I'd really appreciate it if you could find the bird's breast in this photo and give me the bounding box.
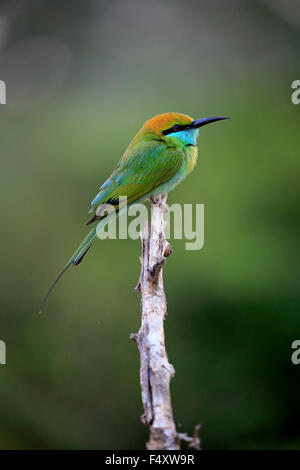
[184,145,198,175]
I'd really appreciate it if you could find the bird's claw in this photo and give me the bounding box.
[150,195,169,212]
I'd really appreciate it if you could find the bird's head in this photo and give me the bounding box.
[140,112,229,146]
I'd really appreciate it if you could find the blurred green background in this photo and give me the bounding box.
[0,0,300,450]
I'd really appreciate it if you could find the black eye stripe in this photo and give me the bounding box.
[162,123,190,135]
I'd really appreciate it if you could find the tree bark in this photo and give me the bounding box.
[131,193,179,450]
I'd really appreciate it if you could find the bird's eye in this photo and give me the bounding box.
[173,124,180,132]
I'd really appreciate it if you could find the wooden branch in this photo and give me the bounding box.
[131,193,179,450]
[131,193,201,450]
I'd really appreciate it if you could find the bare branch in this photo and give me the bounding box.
[132,193,179,450]
[178,424,201,450]
[131,193,201,450]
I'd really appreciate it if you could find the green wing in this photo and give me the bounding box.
[39,140,185,312]
[89,140,184,216]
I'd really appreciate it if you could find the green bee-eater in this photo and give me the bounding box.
[40,112,228,312]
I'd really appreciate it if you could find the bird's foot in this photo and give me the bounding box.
[150,195,169,212]
[150,195,159,205]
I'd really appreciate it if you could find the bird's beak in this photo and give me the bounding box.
[191,117,230,129]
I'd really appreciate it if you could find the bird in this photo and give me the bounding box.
[40,112,229,312]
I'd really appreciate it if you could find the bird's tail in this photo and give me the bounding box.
[39,223,99,313]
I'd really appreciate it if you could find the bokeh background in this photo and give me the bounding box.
[0,0,299,450]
